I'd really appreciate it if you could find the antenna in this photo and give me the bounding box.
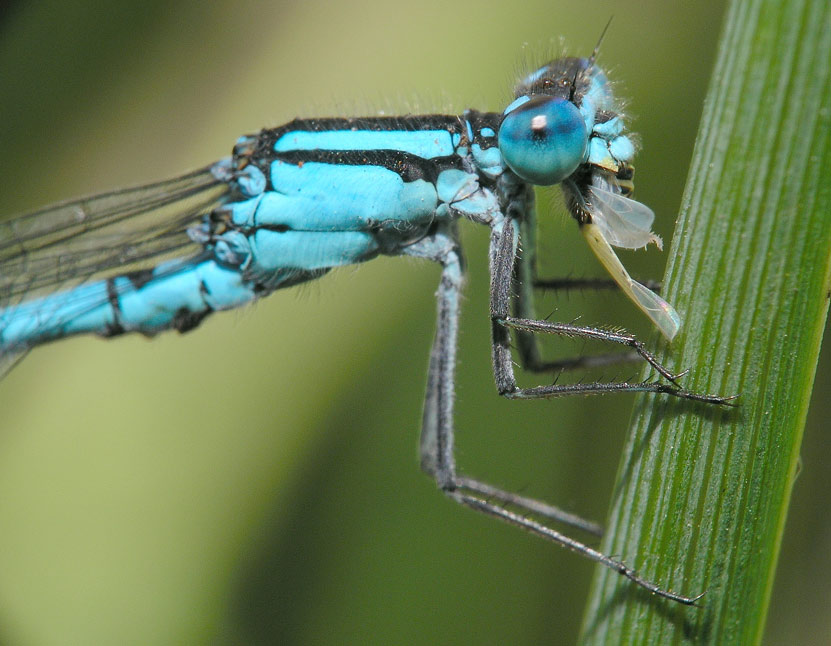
[588,16,614,67]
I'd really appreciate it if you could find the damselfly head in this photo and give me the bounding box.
[497,39,681,341]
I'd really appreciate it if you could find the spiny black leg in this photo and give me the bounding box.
[505,317,686,384]
[408,222,713,605]
[490,218,733,404]
[455,476,602,536]
[453,491,704,606]
[512,212,653,375]
[408,227,605,529]
[533,277,661,292]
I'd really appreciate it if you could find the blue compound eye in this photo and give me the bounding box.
[498,96,588,186]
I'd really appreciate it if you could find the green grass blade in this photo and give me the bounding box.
[579,0,831,643]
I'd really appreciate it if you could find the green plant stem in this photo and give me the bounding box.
[579,0,831,643]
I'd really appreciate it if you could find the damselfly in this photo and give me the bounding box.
[0,40,730,604]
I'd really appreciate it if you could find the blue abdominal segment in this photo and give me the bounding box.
[0,258,256,347]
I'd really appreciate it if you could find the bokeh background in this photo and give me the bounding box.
[0,1,828,644]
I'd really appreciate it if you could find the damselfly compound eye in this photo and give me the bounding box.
[498,95,588,185]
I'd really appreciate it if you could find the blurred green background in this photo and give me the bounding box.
[0,1,827,644]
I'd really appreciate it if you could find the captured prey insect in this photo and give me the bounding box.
[0,50,731,603]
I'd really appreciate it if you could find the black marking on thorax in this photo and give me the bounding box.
[272,149,463,184]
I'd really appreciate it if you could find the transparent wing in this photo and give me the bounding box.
[587,184,662,250]
[0,165,231,377]
[581,222,681,341]
[0,165,230,309]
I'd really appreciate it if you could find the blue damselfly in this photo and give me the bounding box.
[0,10,732,629]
